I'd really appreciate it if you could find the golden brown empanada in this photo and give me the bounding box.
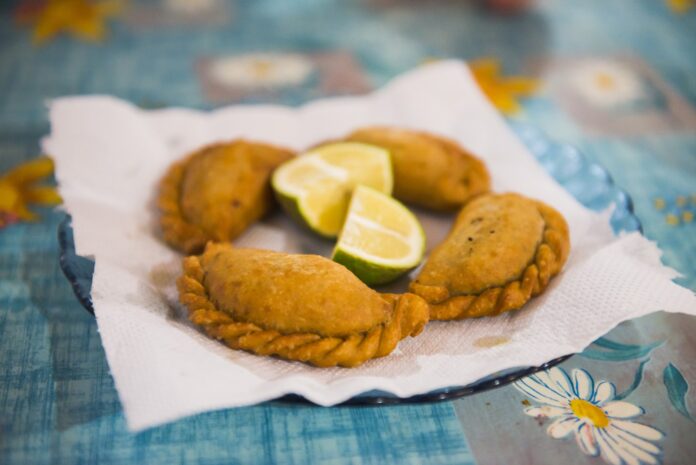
[410,193,570,319]
[177,243,429,367]
[345,126,490,211]
[158,141,294,254]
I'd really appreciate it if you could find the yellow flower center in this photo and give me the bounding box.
[666,213,680,226]
[251,61,273,78]
[595,73,616,90]
[570,399,610,428]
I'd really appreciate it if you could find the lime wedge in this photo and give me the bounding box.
[272,142,392,237]
[332,185,425,285]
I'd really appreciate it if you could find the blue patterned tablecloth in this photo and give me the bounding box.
[1,1,695,464]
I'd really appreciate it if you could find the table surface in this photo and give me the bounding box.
[1,1,695,464]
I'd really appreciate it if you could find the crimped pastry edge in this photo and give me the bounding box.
[177,243,430,368]
[409,200,570,320]
[157,141,293,254]
[157,151,209,254]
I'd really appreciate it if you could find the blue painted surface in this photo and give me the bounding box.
[614,358,650,401]
[1,0,696,464]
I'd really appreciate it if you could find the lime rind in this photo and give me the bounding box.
[274,185,346,238]
[331,185,425,285]
[332,248,411,286]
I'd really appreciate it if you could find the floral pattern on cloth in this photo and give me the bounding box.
[197,51,371,103]
[514,367,664,465]
[665,0,695,14]
[653,195,695,226]
[469,58,539,115]
[14,0,123,44]
[541,56,696,136]
[578,337,695,423]
[206,53,315,90]
[567,60,659,112]
[0,156,61,229]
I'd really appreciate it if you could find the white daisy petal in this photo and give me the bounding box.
[603,401,644,419]
[209,53,313,89]
[514,377,569,407]
[593,381,616,405]
[542,367,576,398]
[602,427,657,465]
[514,379,560,406]
[575,423,600,456]
[525,406,568,418]
[547,416,580,438]
[523,369,572,406]
[612,420,664,442]
[571,61,646,109]
[610,429,659,465]
[608,424,661,455]
[595,429,630,465]
[572,368,595,400]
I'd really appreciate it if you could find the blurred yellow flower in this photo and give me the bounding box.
[470,58,539,115]
[16,0,123,44]
[0,157,62,228]
[666,0,695,13]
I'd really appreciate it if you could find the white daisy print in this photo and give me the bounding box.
[208,53,315,90]
[514,367,664,465]
[569,60,648,109]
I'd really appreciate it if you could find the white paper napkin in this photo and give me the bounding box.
[45,61,696,432]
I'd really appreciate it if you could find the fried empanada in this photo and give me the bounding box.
[346,127,490,211]
[177,243,429,367]
[410,193,570,319]
[158,141,294,254]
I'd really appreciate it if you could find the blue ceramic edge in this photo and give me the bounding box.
[55,122,642,405]
[57,215,95,314]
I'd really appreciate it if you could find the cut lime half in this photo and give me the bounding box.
[272,142,392,237]
[332,185,425,285]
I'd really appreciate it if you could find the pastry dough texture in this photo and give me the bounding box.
[177,243,429,367]
[409,193,570,320]
[158,141,294,254]
[346,126,491,211]
[169,133,572,368]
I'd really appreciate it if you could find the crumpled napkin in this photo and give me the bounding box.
[45,61,696,431]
